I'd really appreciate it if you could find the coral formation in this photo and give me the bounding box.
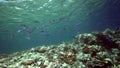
[0,28,120,68]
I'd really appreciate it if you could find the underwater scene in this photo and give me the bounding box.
[0,0,120,67]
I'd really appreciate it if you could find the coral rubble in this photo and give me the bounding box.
[0,28,120,68]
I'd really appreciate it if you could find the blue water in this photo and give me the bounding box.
[0,0,120,54]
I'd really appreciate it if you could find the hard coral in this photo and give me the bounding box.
[21,59,35,65]
[74,34,96,45]
[59,52,76,65]
[82,45,101,57]
[0,54,9,59]
[93,32,119,50]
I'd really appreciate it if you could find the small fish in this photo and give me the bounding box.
[2,29,9,32]
[44,33,50,36]
[33,20,39,23]
[17,29,22,33]
[27,27,36,34]
[59,17,65,21]
[19,23,26,27]
[48,20,54,24]
[10,34,15,39]
[40,30,45,32]
[75,23,81,26]
[40,28,46,33]
[63,18,69,23]
[26,36,31,40]
[62,27,67,30]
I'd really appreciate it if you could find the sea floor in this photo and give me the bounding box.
[0,28,120,68]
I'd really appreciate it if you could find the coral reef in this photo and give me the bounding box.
[0,28,120,68]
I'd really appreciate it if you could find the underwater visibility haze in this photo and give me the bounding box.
[0,0,120,54]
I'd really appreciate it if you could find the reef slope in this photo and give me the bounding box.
[0,28,120,68]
